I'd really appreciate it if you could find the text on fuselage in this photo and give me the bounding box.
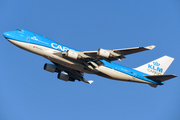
[51,43,69,52]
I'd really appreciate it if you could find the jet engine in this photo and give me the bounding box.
[97,49,110,58]
[44,63,56,73]
[66,49,79,59]
[57,72,69,81]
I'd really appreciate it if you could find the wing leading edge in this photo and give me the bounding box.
[63,45,156,62]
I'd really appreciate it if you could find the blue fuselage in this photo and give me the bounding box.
[3,29,163,86]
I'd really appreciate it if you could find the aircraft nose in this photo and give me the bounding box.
[3,32,10,39]
[3,31,16,39]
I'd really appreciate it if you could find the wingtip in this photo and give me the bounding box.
[88,80,94,84]
[145,45,156,50]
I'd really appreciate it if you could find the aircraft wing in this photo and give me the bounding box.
[81,45,155,62]
[53,45,155,69]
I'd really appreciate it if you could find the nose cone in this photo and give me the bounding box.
[3,32,10,39]
[3,31,16,39]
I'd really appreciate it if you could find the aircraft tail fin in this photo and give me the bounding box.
[134,56,174,75]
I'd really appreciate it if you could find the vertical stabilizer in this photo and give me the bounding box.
[134,56,174,75]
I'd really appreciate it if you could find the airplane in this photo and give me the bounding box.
[3,29,177,88]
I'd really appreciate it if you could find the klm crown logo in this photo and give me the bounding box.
[148,61,163,73]
[153,61,160,66]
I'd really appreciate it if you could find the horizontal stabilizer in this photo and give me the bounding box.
[144,74,177,82]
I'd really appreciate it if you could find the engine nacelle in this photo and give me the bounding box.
[97,49,110,58]
[57,72,69,81]
[44,63,56,73]
[66,49,79,59]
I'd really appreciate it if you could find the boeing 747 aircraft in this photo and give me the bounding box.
[3,29,177,88]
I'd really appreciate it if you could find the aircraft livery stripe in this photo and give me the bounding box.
[102,60,163,85]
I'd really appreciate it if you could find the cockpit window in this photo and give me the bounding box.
[16,29,21,31]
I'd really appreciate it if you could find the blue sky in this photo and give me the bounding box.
[0,0,180,120]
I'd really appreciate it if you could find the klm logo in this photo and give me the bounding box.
[31,36,38,40]
[147,61,163,75]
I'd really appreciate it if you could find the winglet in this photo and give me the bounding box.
[144,45,156,50]
[88,80,94,84]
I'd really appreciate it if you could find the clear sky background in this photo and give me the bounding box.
[0,0,180,120]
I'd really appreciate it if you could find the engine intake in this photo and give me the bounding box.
[57,72,69,81]
[66,50,79,59]
[97,49,110,58]
[44,63,56,73]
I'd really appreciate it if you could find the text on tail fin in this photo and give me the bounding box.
[134,56,174,75]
